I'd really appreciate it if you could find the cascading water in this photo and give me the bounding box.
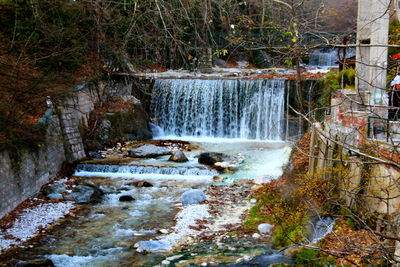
[308,50,338,67]
[150,79,286,140]
[75,164,218,177]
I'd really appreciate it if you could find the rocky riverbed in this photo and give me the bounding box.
[0,139,293,266]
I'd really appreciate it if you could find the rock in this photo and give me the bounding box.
[214,58,228,67]
[253,50,273,68]
[213,176,223,182]
[65,185,103,204]
[198,152,235,165]
[43,183,66,196]
[166,255,183,261]
[254,176,270,184]
[258,223,273,233]
[136,181,153,187]
[88,151,102,159]
[168,150,189,162]
[182,189,206,206]
[237,60,249,68]
[250,198,257,203]
[84,140,104,150]
[127,181,153,187]
[47,193,63,200]
[161,260,170,265]
[135,240,172,252]
[119,195,135,202]
[16,259,55,267]
[214,161,230,168]
[127,144,171,158]
[252,233,261,239]
[98,119,112,140]
[159,229,169,234]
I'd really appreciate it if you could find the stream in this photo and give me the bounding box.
[0,78,334,266]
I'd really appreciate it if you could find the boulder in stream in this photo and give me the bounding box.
[65,185,103,204]
[198,152,234,165]
[43,183,67,196]
[127,144,171,158]
[119,195,135,202]
[168,150,189,162]
[182,189,206,206]
[16,259,55,267]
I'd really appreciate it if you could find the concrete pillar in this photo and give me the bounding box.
[356,0,390,108]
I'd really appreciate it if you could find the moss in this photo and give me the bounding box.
[293,248,336,266]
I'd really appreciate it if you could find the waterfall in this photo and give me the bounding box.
[150,79,286,140]
[308,50,338,67]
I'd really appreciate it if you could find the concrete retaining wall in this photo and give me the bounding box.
[0,116,65,218]
[0,75,138,218]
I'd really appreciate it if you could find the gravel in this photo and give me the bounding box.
[0,202,74,251]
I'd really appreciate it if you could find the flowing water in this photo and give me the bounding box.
[2,78,314,266]
[150,79,287,140]
[308,50,338,67]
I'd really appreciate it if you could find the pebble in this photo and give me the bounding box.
[258,223,273,233]
[159,229,169,234]
[161,260,170,265]
[250,198,257,203]
[166,255,183,261]
[252,233,261,239]
[201,263,208,266]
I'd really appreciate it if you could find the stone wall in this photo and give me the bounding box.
[0,116,65,218]
[0,74,145,218]
[58,75,135,162]
[309,125,400,215]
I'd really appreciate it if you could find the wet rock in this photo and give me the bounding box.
[127,181,153,187]
[47,193,63,200]
[161,260,170,265]
[135,240,172,252]
[127,144,171,158]
[43,183,66,196]
[88,151,102,159]
[16,259,55,267]
[182,189,206,206]
[65,185,103,204]
[119,195,135,202]
[214,162,238,172]
[168,150,189,162]
[198,152,234,165]
[258,223,273,233]
[213,176,223,182]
